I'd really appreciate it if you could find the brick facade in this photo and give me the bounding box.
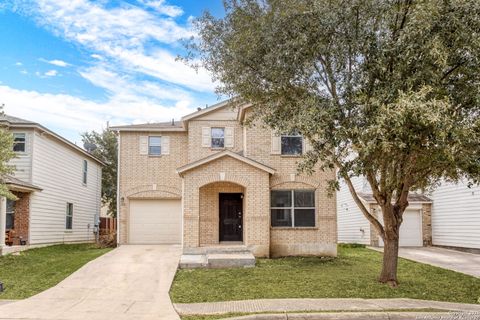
[10,191,30,245]
[118,103,338,257]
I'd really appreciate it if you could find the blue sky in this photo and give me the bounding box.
[0,0,225,143]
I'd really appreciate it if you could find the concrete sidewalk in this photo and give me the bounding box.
[370,246,480,277]
[174,298,480,316]
[0,245,182,320]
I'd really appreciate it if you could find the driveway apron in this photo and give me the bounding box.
[0,245,182,320]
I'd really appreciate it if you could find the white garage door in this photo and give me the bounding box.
[379,209,423,247]
[129,199,182,244]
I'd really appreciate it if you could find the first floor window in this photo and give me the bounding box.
[271,190,315,227]
[6,199,15,230]
[211,127,225,148]
[13,133,26,152]
[148,136,162,155]
[281,132,303,155]
[66,203,73,230]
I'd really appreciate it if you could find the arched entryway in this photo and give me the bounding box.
[199,181,245,246]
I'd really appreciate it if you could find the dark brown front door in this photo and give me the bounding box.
[219,193,243,242]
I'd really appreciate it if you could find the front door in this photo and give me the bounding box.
[219,193,243,242]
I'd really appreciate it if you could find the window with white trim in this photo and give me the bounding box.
[82,160,88,185]
[66,203,73,230]
[148,136,162,155]
[6,199,15,230]
[271,190,315,227]
[211,127,225,148]
[281,132,303,155]
[13,133,26,152]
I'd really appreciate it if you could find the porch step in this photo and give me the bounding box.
[179,249,255,269]
[207,253,255,269]
[183,245,251,255]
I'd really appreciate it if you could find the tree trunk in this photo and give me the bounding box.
[379,235,400,287]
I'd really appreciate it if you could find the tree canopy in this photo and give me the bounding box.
[82,127,118,217]
[186,0,480,285]
[0,105,15,199]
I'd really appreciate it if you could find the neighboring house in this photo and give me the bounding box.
[112,100,337,259]
[0,115,103,255]
[337,177,480,251]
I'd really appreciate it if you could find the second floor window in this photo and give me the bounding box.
[211,127,225,148]
[281,132,303,155]
[83,160,88,184]
[66,203,74,230]
[149,136,162,155]
[13,133,26,152]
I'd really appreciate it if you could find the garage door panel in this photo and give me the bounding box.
[379,209,423,247]
[129,199,182,244]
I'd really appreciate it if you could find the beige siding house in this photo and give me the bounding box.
[113,101,337,260]
[0,115,103,255]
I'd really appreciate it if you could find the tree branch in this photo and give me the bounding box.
[339,169,385,237]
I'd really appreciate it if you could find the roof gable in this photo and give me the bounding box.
[176,150,275,176]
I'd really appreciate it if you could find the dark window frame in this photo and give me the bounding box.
[271,189,316,227]
[280,133,303,155]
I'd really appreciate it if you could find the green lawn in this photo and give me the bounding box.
[0,244,112,299]
[170,245,480,304]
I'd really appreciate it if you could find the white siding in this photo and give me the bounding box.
[29,131,102,245]
[9,129,34,182]
[337,176,371,244]
[431,181,480,249]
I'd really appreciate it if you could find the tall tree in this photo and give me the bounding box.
[82,127,118,217]
[0,105,15,199]
[185,0,480,286]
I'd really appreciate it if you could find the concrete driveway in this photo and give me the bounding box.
[0,245,182,320]
[372,246,480,277]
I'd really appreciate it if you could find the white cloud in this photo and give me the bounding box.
[15,62,22,66]
[44,59,71,67]
[0,84,197,142]
[17,0,215,92]
[90,54,103,60]
[44,69,58,77]
[139,0,183,17]
[20,70,28,75]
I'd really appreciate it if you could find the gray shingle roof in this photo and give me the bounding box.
[111,121,183,130]
[3,175,42,191]
[0,114,36,125]
[358,192,432,203]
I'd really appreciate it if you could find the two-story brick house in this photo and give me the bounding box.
[112,101,337,259]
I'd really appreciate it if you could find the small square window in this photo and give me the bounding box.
[149,136,162,155]
[66,203,73,230]
[13,133,26,152]
[211,128,225,148]
[281,133,303,155]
